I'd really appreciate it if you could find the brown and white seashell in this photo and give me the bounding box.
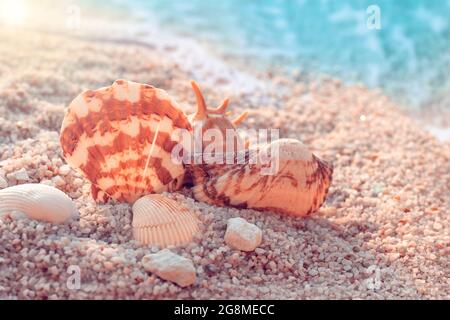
[132,194,200,247]
[60,79,192,203]
[189,138,333,217]
[0,184,78,223]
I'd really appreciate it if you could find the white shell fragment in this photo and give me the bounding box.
[0,184,78,224]
[142,249,196,287]
[132,194,200,247]
[224,217,262,252]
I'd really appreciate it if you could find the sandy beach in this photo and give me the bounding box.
[0,25,449,300]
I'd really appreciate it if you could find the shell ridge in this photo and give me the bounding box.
[60,80,192,203]
[132,195,200,247]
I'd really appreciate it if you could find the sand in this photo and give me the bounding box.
[0,28,449,300]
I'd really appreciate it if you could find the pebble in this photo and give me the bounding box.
[268,261,277,271]
[389,253,400,262]
[58,165,71,176]
[51,175,65,187]
[40,180,53,186]
[7,168,29,182]
[308,269,318,276]
[320,206,337,215]
[141,249,196,287]
[432,222,442,231]
[111,256,126,265]
[224,217,262,252]
[255,248,265,255]
[0,176,8,189]
[104,261,114,271]
[73,178,84,188]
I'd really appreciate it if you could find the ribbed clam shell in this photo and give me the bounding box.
[189,139,333,217]
[132,194,200,247]
[0,184,78,223]
[60,80,192,203]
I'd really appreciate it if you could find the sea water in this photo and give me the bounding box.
[104,0,450,135]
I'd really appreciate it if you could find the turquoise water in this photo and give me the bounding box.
[113,0,450,111]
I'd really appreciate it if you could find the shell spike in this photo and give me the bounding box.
[210,98,230,114]
[232,111,249,126]
[190,80,208,120]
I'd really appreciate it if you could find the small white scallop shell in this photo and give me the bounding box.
[132,194,200,247]
[0,184,78,224]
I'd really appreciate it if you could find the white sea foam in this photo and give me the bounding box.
[117,6,268,97]
[425,126,450,142]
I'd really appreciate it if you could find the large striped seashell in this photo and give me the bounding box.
[60,80,192,203]
[0,184,78,223]
[189,139,333,217]
[132,194,200,247]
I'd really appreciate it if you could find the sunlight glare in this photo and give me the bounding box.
[0,0,28,26]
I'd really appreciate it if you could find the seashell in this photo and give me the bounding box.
[132,194,200,247]
[60,79,192,203]
[0,184,78,223]
[188,80,249,155]
[59,80,247,203]
[189,138,333,217]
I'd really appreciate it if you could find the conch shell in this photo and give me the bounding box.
[188,80,248,155]
[0,183,78,223]
[132,194,200,247]
[189,139,333,217]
